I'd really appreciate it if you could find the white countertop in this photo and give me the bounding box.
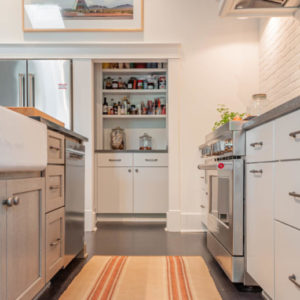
[0,106,47,172]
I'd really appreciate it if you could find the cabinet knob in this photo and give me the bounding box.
[135,169,139,173]
[2,197,13,207]
[128,169,132,173]
[13,196,20,206]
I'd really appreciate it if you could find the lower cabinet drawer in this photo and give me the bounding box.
[46,208,65,282]
[275,221,300,300]
[46,165,65,213]
[97,153,133,167]
[48,130,65,165]
[275,161,300,230]
[134,153,168,167]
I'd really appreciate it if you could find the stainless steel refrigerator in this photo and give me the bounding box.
[0,59,72,129]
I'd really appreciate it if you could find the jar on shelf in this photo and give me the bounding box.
[112,78,119,89]
[139,133,152,151]
[248,93,269,116]
[111,127,126,150]
[104,77,113,89]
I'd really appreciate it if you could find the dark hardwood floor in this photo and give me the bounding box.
[38,222,264,300]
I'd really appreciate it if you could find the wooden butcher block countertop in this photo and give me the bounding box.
[7,107,65,127]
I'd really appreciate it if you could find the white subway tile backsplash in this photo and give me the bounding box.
[260,18,300,109]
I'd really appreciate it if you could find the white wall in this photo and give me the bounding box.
[0,0,259,231]
[259,17,300,109]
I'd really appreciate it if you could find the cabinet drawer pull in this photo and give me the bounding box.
[145,159,158,162]
[249,169,263,174]
[50,238,61,247]
[108,159,122,162]
[2,197,13,207]
[250,142,263,148]
[13,196,20,206]
[288,274,300,288]
[289,192,300,199]
[49,146,60,151]
[289,130,300,139]
[200,205,206,208]
[49,185,61,190]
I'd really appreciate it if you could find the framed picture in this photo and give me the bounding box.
[23,0,144,32]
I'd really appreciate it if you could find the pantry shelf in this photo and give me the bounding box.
[102,115,167,119]
[103,89,167,95]
[102,68,168,75]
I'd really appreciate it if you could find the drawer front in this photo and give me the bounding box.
[246,122,274,163]
[134,153,168,167]
[48,130,65,165]
[275,221,300,300]
[275,161,300,230]
[46,208,65,282]
[46,165,65,213]
[275,110,300,160]
[97,153,133,167]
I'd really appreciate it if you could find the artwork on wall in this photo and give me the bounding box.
[23,0,144,32]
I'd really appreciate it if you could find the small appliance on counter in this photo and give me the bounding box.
[199,121,255,286]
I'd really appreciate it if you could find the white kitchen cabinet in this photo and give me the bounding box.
[275,109,300,160]
[98,167,133,213]
[96,153,168,214]
[246,121,275,163]
[133,167,168,213]
[275,221,300,300]
[133,153,168,167]
[98,153,133,167]
[0,177,45,300]
[246,163,274,299]
[274,161,300,230]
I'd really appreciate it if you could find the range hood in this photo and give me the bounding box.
[219,0,300,17]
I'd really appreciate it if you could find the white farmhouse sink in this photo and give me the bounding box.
[0,106,47,172]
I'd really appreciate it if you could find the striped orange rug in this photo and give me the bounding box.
[60,256,222,300]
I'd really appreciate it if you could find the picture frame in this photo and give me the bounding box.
[23,0,144,32]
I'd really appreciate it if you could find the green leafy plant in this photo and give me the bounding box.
[213,105,245,131]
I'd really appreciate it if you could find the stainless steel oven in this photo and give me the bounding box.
[199,121,246,283]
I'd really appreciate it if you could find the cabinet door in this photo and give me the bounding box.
[46,208,65,283]
[98,167,133,213]
[0,181,7,300]
[6,178,45,300]
[246,163,274,299]
[134,167,168,213]
[275,221,300,300]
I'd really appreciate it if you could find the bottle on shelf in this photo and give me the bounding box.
[103,97,108,115]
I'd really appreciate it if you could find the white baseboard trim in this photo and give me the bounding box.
[181,229,207,233]
[166,210,181,232]
[97,217,166,223]
[85,210,97,232]
[180,212,207,232]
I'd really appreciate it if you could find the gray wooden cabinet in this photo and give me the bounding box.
[0,177,45,300]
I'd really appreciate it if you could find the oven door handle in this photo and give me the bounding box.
[197,164,217,170]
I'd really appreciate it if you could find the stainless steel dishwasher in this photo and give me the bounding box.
[65,138,85,267]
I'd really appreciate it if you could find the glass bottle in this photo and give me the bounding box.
[103,97,108,115]
[248,94,269,116]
